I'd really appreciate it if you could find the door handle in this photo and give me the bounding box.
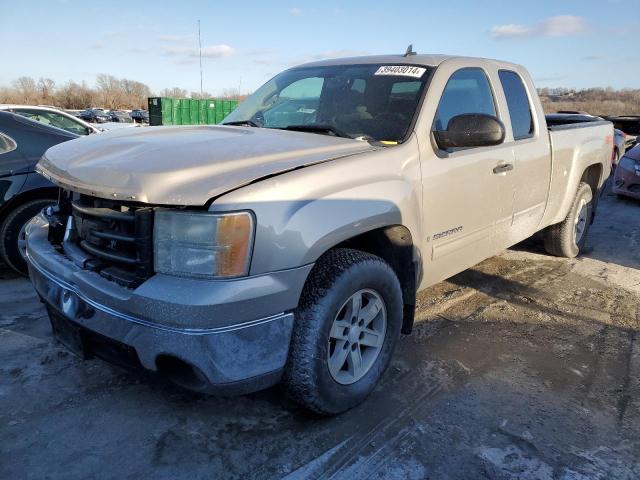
[493,163,514,174]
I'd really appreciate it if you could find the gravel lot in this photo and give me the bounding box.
[1,189,639,480]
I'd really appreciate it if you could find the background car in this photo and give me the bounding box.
[0,111,78,274]
[0,104,100,135]
[613,144,640,201]
[108,110,132,123]
[130,109,149,124]
[79,108,110,123]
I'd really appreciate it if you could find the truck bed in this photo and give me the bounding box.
[541,119,613,228]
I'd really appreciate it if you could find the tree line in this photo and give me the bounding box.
[0,75,243,110]
[539,87,640,116]
[1,75,638,115]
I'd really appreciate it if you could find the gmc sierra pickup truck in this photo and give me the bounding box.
[26,54,613,414]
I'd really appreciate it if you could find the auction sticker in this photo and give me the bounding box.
[374,65,426,78]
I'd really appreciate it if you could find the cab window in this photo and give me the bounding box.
[433,68,496,131]
[498,70,534,140]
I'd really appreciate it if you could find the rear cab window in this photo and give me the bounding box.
[498,70,534,140]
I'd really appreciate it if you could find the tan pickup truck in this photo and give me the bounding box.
[27,54,613,414]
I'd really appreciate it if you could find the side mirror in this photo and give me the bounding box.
[434,113,505,150]
[85,127,94,135]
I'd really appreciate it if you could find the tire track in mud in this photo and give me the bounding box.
[286,262,567,479]
[286,375,451,480]
[616,330,636,427]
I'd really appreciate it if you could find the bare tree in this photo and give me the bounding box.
[189,90,214,99]
[37,78,56,102]
[56,81,96,109]
[96,73,123,108]
[160,87,188,98]
[120,79,152,109]
[13,76,38,103]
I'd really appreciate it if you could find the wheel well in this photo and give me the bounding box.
[581,163,602,195]
[0,187,59,225]
[335,225,418,334]
[581,164,603,224]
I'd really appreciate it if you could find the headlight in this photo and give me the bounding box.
[154,210,254,278]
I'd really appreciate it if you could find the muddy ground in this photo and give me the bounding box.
[1,190,639,480]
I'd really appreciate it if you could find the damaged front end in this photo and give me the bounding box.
[44,191,155,288]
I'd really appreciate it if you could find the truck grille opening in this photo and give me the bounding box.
[67,195,154,288]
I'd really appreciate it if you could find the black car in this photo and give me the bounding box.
[0,112,77,274]
[130,109,149,124]
[108,110,132,123]
[79,108,110,123]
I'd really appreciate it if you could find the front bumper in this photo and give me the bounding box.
[25,213,312,394]
[613,166,640,200]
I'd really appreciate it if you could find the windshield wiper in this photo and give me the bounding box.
[223,120,261,127]
[279,124,354,139]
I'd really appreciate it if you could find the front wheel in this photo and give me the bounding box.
[284,248,403,415]
[544,182,593,258]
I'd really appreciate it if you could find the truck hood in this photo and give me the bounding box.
[36,125,377,205]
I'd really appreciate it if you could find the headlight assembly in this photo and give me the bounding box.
[153,210,254,278]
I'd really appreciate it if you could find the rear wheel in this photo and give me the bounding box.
[284,248,403,415]
[544,182,593,258]
[0,199,55,275]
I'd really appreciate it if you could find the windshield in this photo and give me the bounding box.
[223,64,432,142]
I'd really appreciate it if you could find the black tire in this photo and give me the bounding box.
[283,248,403,415]
[543,182,593,258]
[0,199,55,275]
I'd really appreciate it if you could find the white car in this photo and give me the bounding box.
[0,104,101,136]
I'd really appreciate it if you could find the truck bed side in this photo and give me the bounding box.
[541,121,613,227]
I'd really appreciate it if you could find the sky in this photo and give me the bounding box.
[2,0,639,95]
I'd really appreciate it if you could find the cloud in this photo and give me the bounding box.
[159,34,196,43]
[201,45,235,58]
[582,54,604,61]
[490,15,586,39]
[161,44,235,59]
[90,43,104,50]
[246,48,273,56]
[253,58,273,65]
[289,7,302,16]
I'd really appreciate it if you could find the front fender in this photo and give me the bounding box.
[212,139,423,276]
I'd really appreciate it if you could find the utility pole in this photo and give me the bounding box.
[198,19,203,97]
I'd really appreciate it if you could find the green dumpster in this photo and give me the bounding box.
[146,96,238,125]
[171,98,181,125]
[189,99,199,124]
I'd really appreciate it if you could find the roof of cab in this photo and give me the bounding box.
[295,53,516,69]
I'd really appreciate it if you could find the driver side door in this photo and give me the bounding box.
[421,67,515,285]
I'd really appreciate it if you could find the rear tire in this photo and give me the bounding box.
[0,199,55,275]
[543,182,593,258]
[284,248,403,415]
